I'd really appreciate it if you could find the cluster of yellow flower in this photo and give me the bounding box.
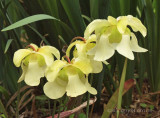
[13,15,147,99]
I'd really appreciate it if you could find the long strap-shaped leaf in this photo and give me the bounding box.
[1,14,59,31]
[0,99,8,118]
[102,79,136,118]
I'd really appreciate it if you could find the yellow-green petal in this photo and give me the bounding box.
[18,64,27,83]
[84,19,110,39]
[85,34,96,52]
[117,16,128,34]
[66,74,86,97]
[87,43,98,56]
[43,78,67,99]
[90,57,103,73]
[24,61,45,86]
[13,49,31,67]
[116,35,134,60]
[108,16,117,25]
[84,77,97,95]
[94,34,115,61]
[86,34,96,42]
[108,26,122,43]
[45,60,67,82]
[66,41,82,57]
[37,48,54,66]
[127,15,147,37]
[75,43,87,58]
[41,46,60,60]
[73,59,92,74]
[130,33,148,52]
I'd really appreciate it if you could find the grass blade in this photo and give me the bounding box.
[90,0,99,19]
[60,0,86,36]
[2,14,59,31]
[28,25,50,45]
[0,100,8,118]
[4,39,13,53]
[0,86,10,100]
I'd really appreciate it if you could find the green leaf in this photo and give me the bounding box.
[149,105,154,110]
[0,100,8,118]
[60,0,86,36]
[82,14,92,22]
[78,113,87,118]
[90,0,99,19]
[4,39,13,54]
[35,95,48,101]
[1,14,59,31]
[102,79,135,118]
[0,86,10,100]
[140,103,147,108]
[120,0,130,15]
[28,25,50,45]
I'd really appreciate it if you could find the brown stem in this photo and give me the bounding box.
[70,36,86,43]
[26,45,36,51]
[63,55,71,64]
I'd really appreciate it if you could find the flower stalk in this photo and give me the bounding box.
[52,100,56,118]
[63,55,71,64]
[86,74,93,118]
[117,58,128,118]
[70,36,86,43]
[26,45,36,51]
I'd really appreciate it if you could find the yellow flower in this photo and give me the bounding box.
[84,15,148,61]
[44,59,97,99]
[66,35,104,73]
[13,43,60,86]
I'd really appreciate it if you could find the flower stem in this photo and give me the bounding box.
[70,36,86,43]
[16,83,21,118]
[63,55,71,64]
[26,45,36,51]
[52,100,56,118]
[58,99,62,118]
[117,58,128,118]
[86,74,93,118]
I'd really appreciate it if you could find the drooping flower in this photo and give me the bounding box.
[84,15,148,61]
[66,35,105,73]
[13,43,60,86]
[44,58,97,99]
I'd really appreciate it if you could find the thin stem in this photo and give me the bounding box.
[86,74,93,118]
[117,58,128,118]
[48,99,51,115]
[16,83,21,118]
[89,100,95,118]
[52,100,56,118]
[26,45,36,51]
[136,82,142,96]
[70,36,86,43]
[63,55,71,64]
[58,99,62,118]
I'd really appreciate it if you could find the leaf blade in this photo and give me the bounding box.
[4,39,13,53]
[2,14,59,31]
